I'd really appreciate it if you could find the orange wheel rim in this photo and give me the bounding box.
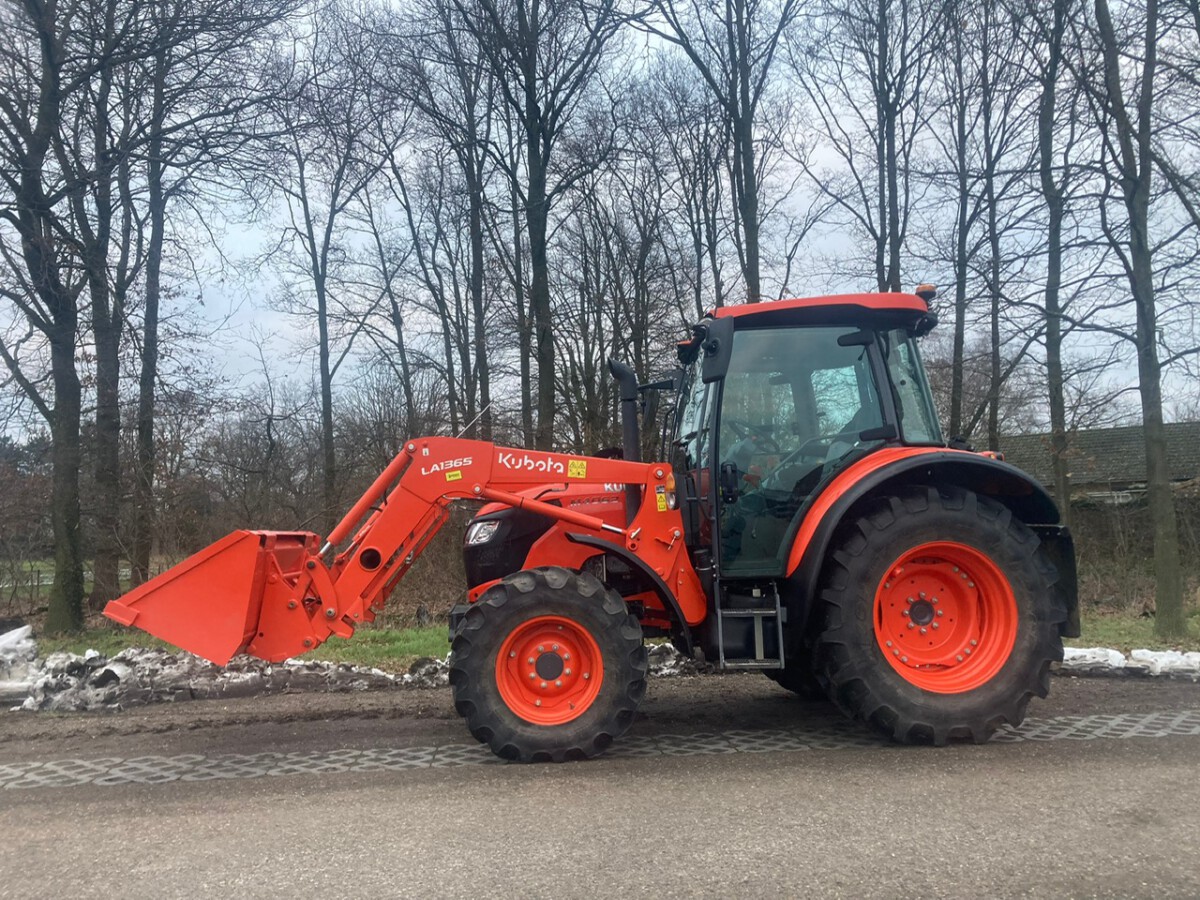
[873,541,1018,693]
[495,616,604,725]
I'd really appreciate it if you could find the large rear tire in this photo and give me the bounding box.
[449,566,647,762]
[815,486,1066,745]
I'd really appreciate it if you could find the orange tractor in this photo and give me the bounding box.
[106,291,1078,761]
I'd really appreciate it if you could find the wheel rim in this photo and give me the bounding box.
[495,615,604,725]
[873,541,1018,693]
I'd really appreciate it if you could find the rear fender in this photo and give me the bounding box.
[783,449,1079,641]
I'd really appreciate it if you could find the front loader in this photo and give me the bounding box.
[106,290,1079,761]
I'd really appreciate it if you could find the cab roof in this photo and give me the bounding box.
[704,292,933,332]
[711,292,928,319]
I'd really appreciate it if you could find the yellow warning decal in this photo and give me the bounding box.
[655,484,668,512]
[445,470,463,482]
[567,459,587,479]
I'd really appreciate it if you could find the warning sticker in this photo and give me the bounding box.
[445,470,463,482]
[567,460,587,479]
[655,484,668,512]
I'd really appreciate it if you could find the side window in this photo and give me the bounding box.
[885,331,942,444]
[812,366,863,434]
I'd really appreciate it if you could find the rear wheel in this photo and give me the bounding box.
[815,486,1065,745]
[449,567,647,762]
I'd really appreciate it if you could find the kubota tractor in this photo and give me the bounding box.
[106,290,1079,762]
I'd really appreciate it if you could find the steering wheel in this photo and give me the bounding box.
[796,430,861,459]
[724,418,782,454]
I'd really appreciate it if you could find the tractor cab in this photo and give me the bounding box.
[671,293,942,577]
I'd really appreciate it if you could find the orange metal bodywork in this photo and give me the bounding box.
[105,437,704,664]
[783,446,972,577]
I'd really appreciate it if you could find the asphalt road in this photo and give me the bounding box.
[3,675,1199,899]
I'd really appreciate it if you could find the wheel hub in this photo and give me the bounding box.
[909,599,935,626]
[535,651,565,680]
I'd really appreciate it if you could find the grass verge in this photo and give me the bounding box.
[1066,610,1200,654]
[33,625,450,674]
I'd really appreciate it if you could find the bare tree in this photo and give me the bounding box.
[261,4,400,529]
[792,0,943,292]
[1085,0,1189,636]
[450,0,631,450]
[644,0,801,302]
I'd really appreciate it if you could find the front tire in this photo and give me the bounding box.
[815,486,1066,745]
[449,567,647,762]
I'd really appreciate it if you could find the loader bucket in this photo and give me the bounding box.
[104,530,317,665]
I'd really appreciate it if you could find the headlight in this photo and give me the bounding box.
[466,520,501,545]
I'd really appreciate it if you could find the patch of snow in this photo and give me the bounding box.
[0,626,38,703]
[1061,647,1127,672]
[1129,649,1200,678]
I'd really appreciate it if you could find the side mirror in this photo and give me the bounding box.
[701,317,734,383]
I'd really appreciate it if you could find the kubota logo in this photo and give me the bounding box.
[497,451,565,475]
[421,457,472,475]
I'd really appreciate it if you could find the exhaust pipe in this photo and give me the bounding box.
[608,358,641,523]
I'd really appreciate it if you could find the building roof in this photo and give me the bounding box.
[1001,422,1200,488]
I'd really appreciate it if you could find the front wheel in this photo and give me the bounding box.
[449,567,647,762]
[815,486,1066,745]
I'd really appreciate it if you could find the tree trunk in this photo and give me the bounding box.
[1039,0,1072,526]
[132,126,165,587]
[1094,0,1184,636]
[46,329,86,634]
[90,268,123,608]
[468,165,491,440]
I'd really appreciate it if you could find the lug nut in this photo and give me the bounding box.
[906,596,915,604]
[540,681,547,689]
[552,644,559,651]
[967,581,975,588]
[555,680,562,687]
[964,647,972,655]
[886,641,893,648]
[537,645,544,652]
[583,673,590,680]
[325,608,336,619]
[936,609,944,617]
[901,656,909,663]
[893,649,900,656]
[907,622,915,629]
[535,699,541,707]
[563,653,570,661]
[527,657,534,664]
[902,610,910,617]
[565,668,572,676]
[956,654,964,662]
[919,592,926,600]
[529,673,536,680]
[919,627,927,635]
[932,597,939,604]
[970,639,978,647]
[932,622,939,630]
[510,651,516,658]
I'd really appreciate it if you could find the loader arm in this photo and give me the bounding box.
[105,436,705,665]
